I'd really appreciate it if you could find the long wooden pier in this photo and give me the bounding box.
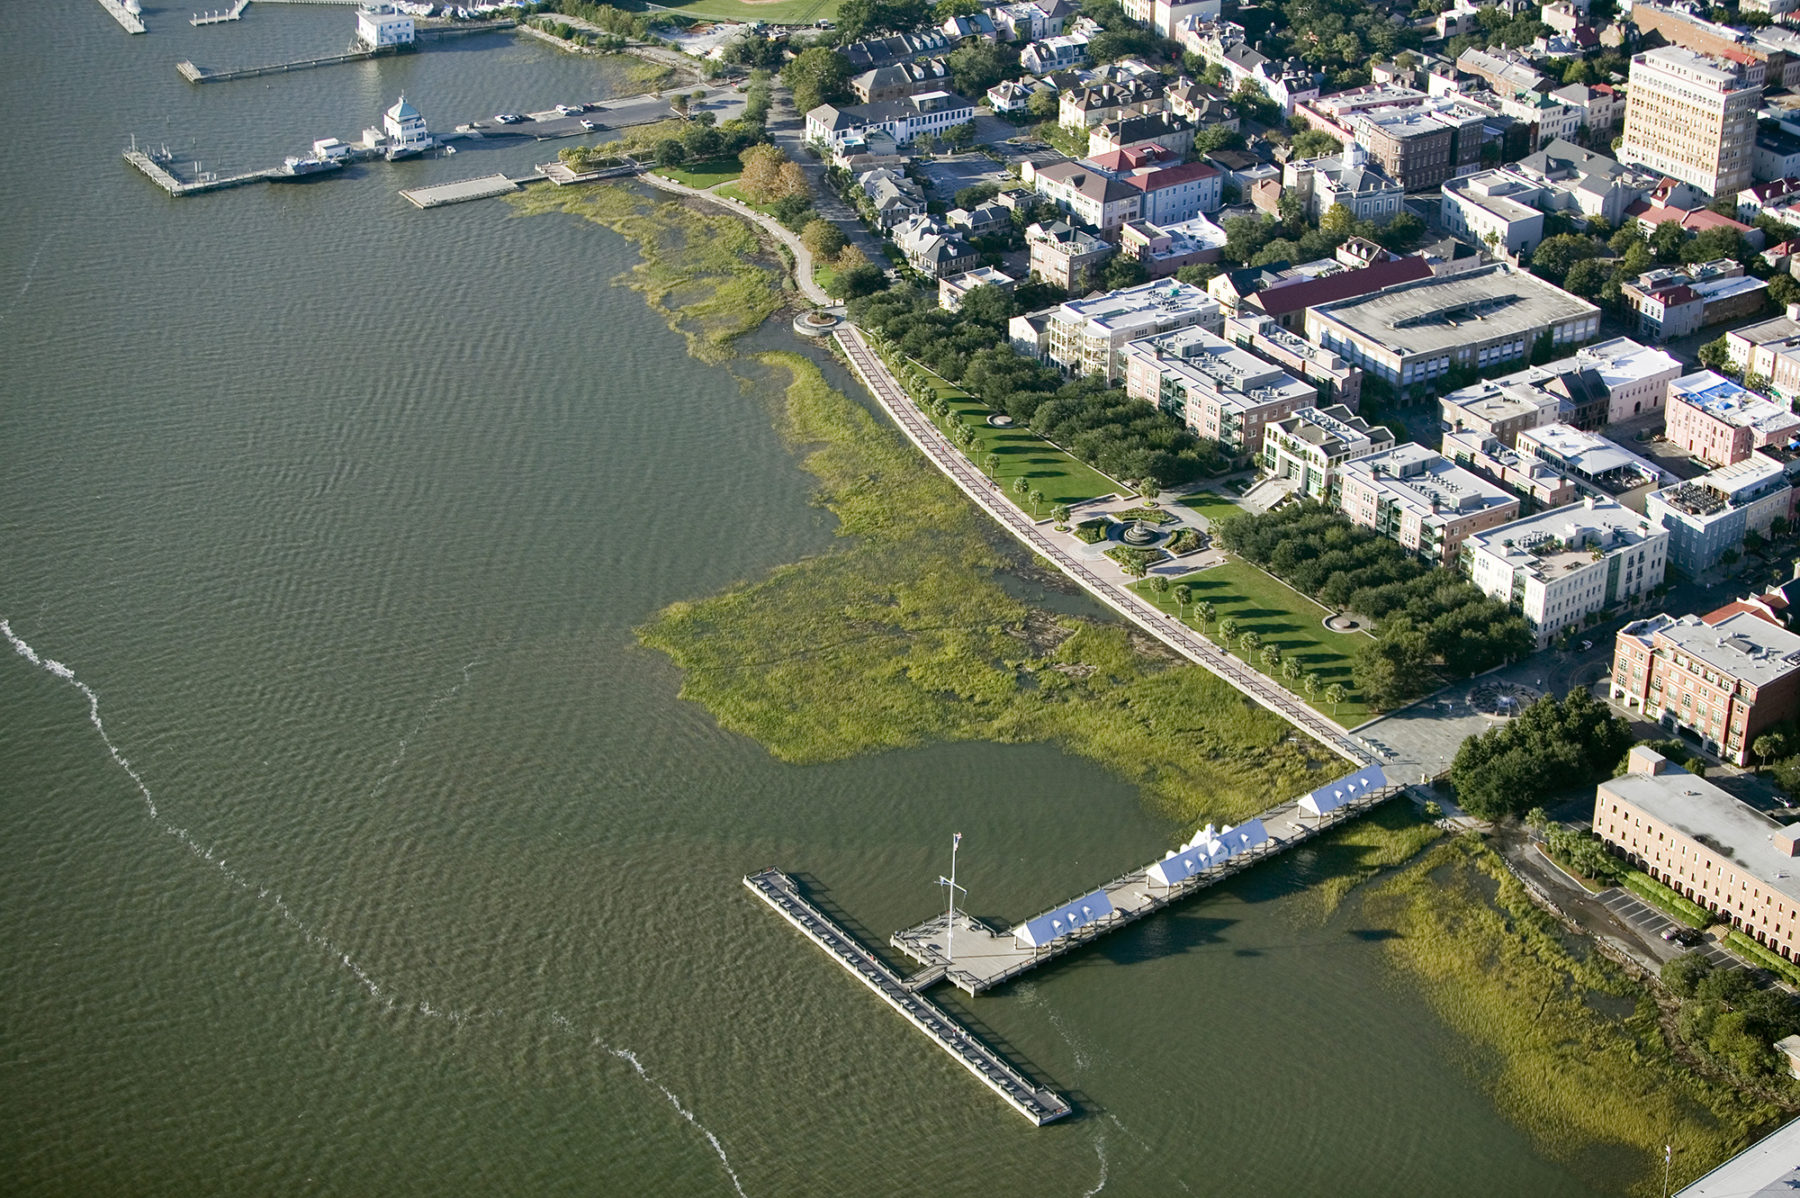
[191,0,251,25]
[743,870,1071,1127]
[891,781,1402,996]
[178,21,516,83]
[123,149,276,196]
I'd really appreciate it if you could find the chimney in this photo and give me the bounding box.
[1778,829,1800,858]
[1788,301,1800,321]
[1627,745,1668,776]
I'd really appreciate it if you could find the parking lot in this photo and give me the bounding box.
[910,152,1013,201]
[1597,888,1752,975]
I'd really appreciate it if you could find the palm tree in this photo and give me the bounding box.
[1029,488,1045,517]
[955,424,977,451]
[1052,504,1071,529]
[1012,476,1030,503]
[1217,616,1238,643]
[1260,644,1280,670]
[1151,575,1172,598]
[1238,630,1260,656]
[1281,657,1302,682]
[1195,599,1214,629]
[1140,479,1161,505]
[1173,584,1191,615]
[1324,682,1346,713]
[984,452,1000,478]
[1303,672,1321,698]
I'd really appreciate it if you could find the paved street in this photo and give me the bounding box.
[835,324,1374,769]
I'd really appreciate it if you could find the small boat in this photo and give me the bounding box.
[272,154,346,181]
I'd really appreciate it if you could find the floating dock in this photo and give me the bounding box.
[96,0,145,33]
[891,771,1400,995]
[400,173,521,208]
[743,870,1071,1126]
[191,0,250,25]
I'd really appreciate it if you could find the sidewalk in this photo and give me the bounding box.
[637,170,833,305]
[835,324,1372,769]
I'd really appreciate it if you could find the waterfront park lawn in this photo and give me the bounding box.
[650,157,744,189]
[1177,489,1245,525]
[1132,558,1378,725]
[909,363,1120,508]
[652,0,837,21]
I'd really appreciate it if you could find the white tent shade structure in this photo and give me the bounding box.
[1299,763,1386,818]
[1146,819,1270,887]
[1013,888,1116,947]
[1219,817,1268,856]
[1146,846,1212,888]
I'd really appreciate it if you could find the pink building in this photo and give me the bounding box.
[1664,370,1800,468]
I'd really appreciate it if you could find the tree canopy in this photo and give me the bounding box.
[1448,690,1631,821]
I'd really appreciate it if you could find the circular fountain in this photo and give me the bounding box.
[1120,519,1162,546]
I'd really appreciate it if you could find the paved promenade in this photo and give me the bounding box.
[833,326,1370,768]
[636,171,832,305]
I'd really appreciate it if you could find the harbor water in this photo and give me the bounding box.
[0,6,1612,1195]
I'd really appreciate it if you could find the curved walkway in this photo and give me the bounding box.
[835,324,1370,768]
[636,170,833,305]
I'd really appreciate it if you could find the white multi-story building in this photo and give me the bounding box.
[1027,160,1143,232]
[804,91,976,152]
[1260,404,1394,501]
[1618,46,1761,197]
[356,7,414,46]
[1441,170,1546,258]
[1336,443,1522,566]
[1283,147,1406,225]
[1463,497,1668,645]
[1045,280,1224,383]
[1120,325,1315,456]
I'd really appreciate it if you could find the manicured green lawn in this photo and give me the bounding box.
[910,363,1121,507]
[1177,490,1245,526]
[1132,558,1378,724]
[811,259,839,294]
[652,0,837,22]
[651,157,744,189]
[714,182,777,216]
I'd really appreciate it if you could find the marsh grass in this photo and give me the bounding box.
[509,184,782,360]
[637,352,1334,824]
[1363,836,1778,1196]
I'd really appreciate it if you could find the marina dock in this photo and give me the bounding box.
[891,772,1400,995]
[123,149,276,196]
[743,870,1072,1127]
[400,173,525,208]
[178,21,514,83]
[96,0,145,33]
[191,0,251,25]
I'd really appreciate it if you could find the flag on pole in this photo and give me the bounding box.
[953,832,962,847]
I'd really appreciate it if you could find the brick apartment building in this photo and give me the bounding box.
[1611,607,1800,764]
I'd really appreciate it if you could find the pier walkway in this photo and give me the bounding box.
[743,870,1071,1126]
[191,0,249,25]
[892,783,1400,995]
[178,21,514,82]
[834,323,1372,769]
[123,149,275,195]
[96,0,145,33]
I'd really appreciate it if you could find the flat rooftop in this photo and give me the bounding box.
[1059,279,1218,331]
[1122,326,1314,411]
[1675,1115,1800,1197]
[1602,766,1800,906]
[1555,337,1681,388]
[1310,265,1598,358]
[1627,609,1800,687]
[1466,498,1656,577]
[1442,377,1559,423]
[1518,422,1670,487]
[1342,443,1517,519]
[1671,371,1800,435]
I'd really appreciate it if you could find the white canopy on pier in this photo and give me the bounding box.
[1299,763,1386,817]
[1013,888,1116,947]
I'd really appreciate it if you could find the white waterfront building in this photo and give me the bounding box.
[356,7,415,47]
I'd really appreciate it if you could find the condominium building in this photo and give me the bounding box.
[1260,405,1394,501]
[1305,264,1601,396]
[1595,748,1800,961]
[1664,371,1800,468]
[1024,220,1114,292]
[1028,160,1144,232]
[1462,497,1667,645]
[1336,443,1521,566]
[1440,377,1562,446]
[1726,313,1800,401]
[1618,46,1761,197]
[1224,313,1362,409]
[1613,610,1800,764]
[1440,169,1546,257]
[1443,429,1579,510]
[1646,453,1796,574]
[1120,325,1314,455]
[1046,279,1224,383]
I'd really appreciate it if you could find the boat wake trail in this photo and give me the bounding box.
[367,658,481,800]
[0,233,54,328]
[606,1043,750,1198]
[1081,1133,1108,1197]
[0,617,415,1011]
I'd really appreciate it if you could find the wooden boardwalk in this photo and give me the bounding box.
[96,0,145,33]
[743,869,1071,1127]
[123,149,275,196]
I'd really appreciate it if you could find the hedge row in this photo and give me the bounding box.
[1724,930,1800,987]
[1621,869,1712,930]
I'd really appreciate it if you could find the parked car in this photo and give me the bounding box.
[556,104,582,115]
[580,119,600,131]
